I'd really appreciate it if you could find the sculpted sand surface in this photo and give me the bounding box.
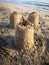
[0,3,49,65]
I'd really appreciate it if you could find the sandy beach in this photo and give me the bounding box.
[0,2,49,65]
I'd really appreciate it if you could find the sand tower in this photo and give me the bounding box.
[28,11,40,29]
[14,17,34,50]
[10,12,21,28]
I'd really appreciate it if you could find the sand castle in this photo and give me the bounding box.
[14,11,41,50]
[28,11,40,29]
[14,16,34,50]
[10,12,21,28]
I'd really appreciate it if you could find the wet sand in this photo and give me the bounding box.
[0,2,49,65]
